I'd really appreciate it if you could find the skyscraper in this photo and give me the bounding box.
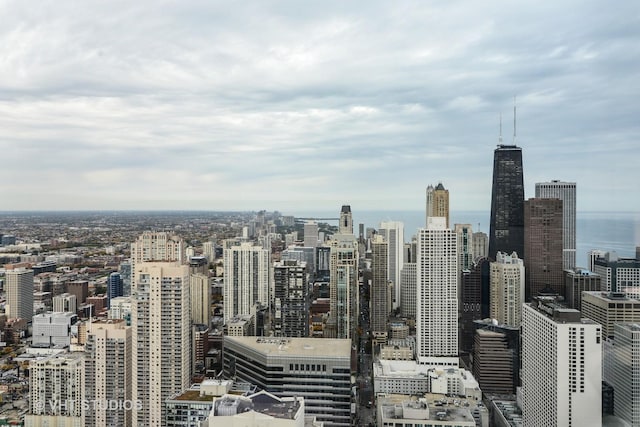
[535,180,577,270]
[454,224,474,271]
[327,233,359,339]
[273,260,308,337]
[339,205,353,234]
[611,323,640,426]
[379,221,404,310]
[6,267,34,322]
[416,217,459,366]
[303,221,319,248]
[490,251,525,327]
[522,297,602,426]
[524,198,564,301]
[132,262,190,427]
[370,234,389,339]
[222,242,271,325]
[107,272,124,308]
[425,183,450,228]
[190,273,211,326]
[489,145,524,260]
[130,231,186,279]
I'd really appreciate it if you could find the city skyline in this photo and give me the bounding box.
[1,1,638,212]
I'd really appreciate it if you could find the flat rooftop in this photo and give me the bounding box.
[225,336,351,359]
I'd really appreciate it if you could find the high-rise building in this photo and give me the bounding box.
[130,232,186,281]
[425,183,450,228]
[521,297,602,426]
[472,319,520,395]
[304,221,319,248]
[327,233,359,339]
[107,272,123,308]
[6,267,34,322]
[273,260,308,338]
[455,224,474,271]
[132,262,190,427]
[190,273,211,326]
[459,258,490,354]
[223,336,352,427]
[564,268,601,311]
[536,180,577,270]
[416,217,459,366]
[524,198,564,301]
[611,323,640,426]
[85,319,132,427]
[400,263,416,319]
[581,291,640,340]
[52,292,77,314]
[222,243,271,325]
[339,205,353,235]
[490,252,525,327]
[592,250,640,299]
[489,144,524,260]
[588,249,607,272]
[370,234,389,340]
[379,221,404,311]
[472,231,489,261]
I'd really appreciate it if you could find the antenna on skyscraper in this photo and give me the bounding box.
[499,113,503,144]
[513,96,517,143]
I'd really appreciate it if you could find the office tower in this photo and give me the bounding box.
[27,353,84,426]
[564,268,601,311]
[425,182,450,228]
[593,251,640,299]
[404,238,418,264]
[107,272,124,308]
[85,319,132,427]
[202,241,215,263]
[370,234,389,340]
[522,297,602,426]
[192,324,209,376]
[108,296,132,323]
[189,256,208,275]
[327,233,359,339]
[66,280,89,305]
[32,312,78,347]
[489,144,524,260]
[130,231,186,282]
[454,224,474,271]
[304,221,319,248]
[5,267,34,322]
[119,260,132,296]
[190,273,211,326]
[315,246,331,281]
[273,260,308,337]
[339,205,353,234]
[281,246,315,278]
[472,319,520,395]
[611,323,640,426]
[223,336,352,427]
[460,258,490,354]
[379,221,405,310]
[524,198,564,301]
[490,252,525,327]
[581,291,640,340]
[52,292,77,314]
[536,180,577,270]
[416,217,459,366]
[472,231,488,260]
[400,263,416,319]
[588,249,607,272]
[222,242,271,325]
[132,262,190,427]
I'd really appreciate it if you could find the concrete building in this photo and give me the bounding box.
[472,319,520,395]
[379,221,405,310]
[490,252,524,327]
[564,268,601,311]
[304,221,320,248]
[132,262,190,427]
[338,205,353,235]
[521,297,602,426]
[376,394,488,427]
[6,267,34,322]
[226,315,253,336]
[223,242,271,325]
[524,198,564,301]
[370,234,389,339]
[581,291,640,340]
[400,263,416,319]
[593,250,640,299]
[130,231,186,278]
[273,260,308,338]
[416,218,459,366]
[108,296,132,323]
[190,273,211,326]
[223,336,352,426]
[85,319,132,427]
[472,232,489,261]
[53,293,77,314]
[32,312,78,348]
[327,233,359,340]
[610,323,640,426]
[426,183,450,228]
[535,180,577,270]
[454,224,474,272]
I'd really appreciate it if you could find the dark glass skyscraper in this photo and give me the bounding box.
[488,144,524,260]
[107,272,123,308]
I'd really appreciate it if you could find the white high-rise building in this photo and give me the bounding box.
[85,319,132,427]
[6,267,34,322]
[490,251,525,327]
[304,221,320,248]
[222,243,271,326]
[132,262,190,427]
[190,273,211,326]
[52,293,77,314]
[379,221,405,310]
[130,232,186,282]
[416,217,459,366]
[522,297,602,427]
[611,323,640,426]
[535,180,577,270]
[202,241,215,262]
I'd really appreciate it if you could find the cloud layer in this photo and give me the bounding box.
[1,1,638,212]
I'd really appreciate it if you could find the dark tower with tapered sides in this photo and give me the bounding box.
[489,144,525,260]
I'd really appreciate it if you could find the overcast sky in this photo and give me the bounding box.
[1,1,638,213]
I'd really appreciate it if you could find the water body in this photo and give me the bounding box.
[289,210,640,269]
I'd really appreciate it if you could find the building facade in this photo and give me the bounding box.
[490,252,524,327]
[370,234,389,337]
[379,221,405,310]
[6,267,34,322]
[425,183,450,228]
[273,260,308,337]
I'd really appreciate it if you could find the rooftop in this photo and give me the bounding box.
[225,336,351,359]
